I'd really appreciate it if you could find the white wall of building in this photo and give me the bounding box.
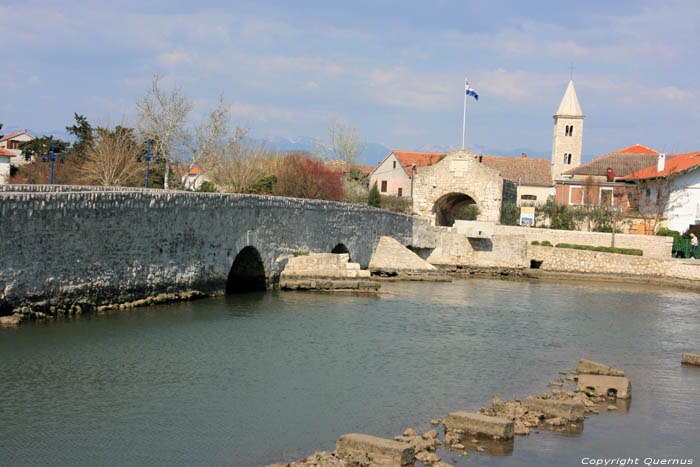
[0,155,13,184]
[666,169,700,233]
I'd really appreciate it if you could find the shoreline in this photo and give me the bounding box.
[3,267,700,326]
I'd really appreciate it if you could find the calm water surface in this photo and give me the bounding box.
[1,278,700,466]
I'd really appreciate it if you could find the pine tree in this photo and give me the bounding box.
[368,181,381,208]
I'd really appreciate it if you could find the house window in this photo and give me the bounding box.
[398,188,403,197]
[569,185,583,205]
[600,187,614,205]
[393,161,396,169]
[381,180,387,193]
[9,141,19,149]
[521,194,537,200]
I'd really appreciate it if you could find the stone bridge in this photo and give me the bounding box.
[0,185,418,314]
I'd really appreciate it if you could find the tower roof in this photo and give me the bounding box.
[555,80,583,117]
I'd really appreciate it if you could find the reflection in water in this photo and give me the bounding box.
[445,433,516,456]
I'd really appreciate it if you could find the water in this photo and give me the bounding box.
[1,278,699,466]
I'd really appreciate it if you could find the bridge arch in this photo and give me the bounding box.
[226,246,266,294]
[432,192,479,227]
[331,242,351,261]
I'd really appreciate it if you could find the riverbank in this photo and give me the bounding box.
[4,265,700,326]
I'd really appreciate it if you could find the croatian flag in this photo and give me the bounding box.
[465,80,479,101]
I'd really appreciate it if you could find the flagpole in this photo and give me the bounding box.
[462,79,467,149]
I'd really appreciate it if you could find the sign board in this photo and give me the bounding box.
[520,206,535,226]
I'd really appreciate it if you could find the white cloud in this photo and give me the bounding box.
[229,101,300,123]
[364,67,455,111]
[157,51,193,67]
[29,75,41,85]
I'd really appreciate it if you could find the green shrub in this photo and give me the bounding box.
[656,227,680,237]
[540,240,552,246]
[244,175,277,195]
[455,204,480,221]
[368,182,381,208]
[555,243,643,256]
[531,240,540,245]
[381,195,411,214]
[196,181,217,193]
[500,202,520,225]
[536,200,586,230]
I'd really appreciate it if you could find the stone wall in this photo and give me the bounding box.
[412,150,505,225]
[494,225,673,258]
[0,187,414,314]
[528,245,700,280]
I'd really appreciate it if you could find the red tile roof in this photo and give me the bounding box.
[0,148,16,157]
[480,155,552,185]
[0,130,28,142]
[382,150,552,185]
[561,144,670,178]
[621,151,700,180]
[189,166,201,175]
[391,151,446,173]
[614,144,659,155]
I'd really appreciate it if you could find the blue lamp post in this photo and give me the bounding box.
[136,140,161,188]
[41,143,64,185]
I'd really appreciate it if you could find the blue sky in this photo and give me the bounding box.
[2,0,699,164]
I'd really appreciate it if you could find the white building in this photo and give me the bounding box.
[622,151,700,233]
[0,148,16,184]
[0,130,36,166]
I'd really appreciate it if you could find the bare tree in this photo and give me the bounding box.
[625,173,675,234]
[136,74,192,189]
[320,118,366,166]
[201,125,278,193]
[77,125,142,186]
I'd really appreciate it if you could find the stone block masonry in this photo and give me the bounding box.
[443,411,514,440]
[681,353,700,366]
[495,224,672,258]
[523,397,585,421]
[0,187,414,318]
[335,434,415,466]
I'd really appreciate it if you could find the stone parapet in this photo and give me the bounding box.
[528,245,700,280]
[496,224,672,258]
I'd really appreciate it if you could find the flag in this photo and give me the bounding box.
[465,80,479,101]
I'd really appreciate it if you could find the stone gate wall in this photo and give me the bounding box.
[412,150,504,223]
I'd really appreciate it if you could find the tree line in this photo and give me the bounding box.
[9,75,409,209]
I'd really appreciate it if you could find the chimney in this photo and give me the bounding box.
[657,153,666,172]
[521,152,527,158]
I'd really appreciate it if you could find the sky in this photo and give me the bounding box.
[2,0,699,164]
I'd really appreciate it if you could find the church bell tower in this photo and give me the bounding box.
[551,80,584,181]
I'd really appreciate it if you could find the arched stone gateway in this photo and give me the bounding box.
[227,246,266,294]
[432,192,478,227]
[411,149,507,225]
[331,243,351,261]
